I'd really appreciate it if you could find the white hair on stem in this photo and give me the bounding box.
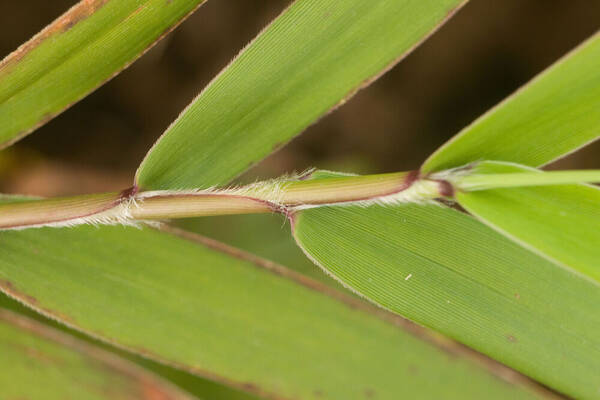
[1,169,451,230]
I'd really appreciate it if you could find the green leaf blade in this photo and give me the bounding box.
[454,161,600,283]
[136,0,466,190]
[456,169,600,191]
[0,292,259,400]
[0,310,192,400]
[0,225,545,399]
[292,203,600,398]
[0,0,207,148]
[422,31,600,172]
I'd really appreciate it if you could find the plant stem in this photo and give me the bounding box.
[128,171,424,220]
[280,172,417,204]
[3,168,599,230]
[129,194,274,220]
[0,192,124,229]
[0,171,432,229]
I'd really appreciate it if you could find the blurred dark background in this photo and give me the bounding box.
[0,0,599,197]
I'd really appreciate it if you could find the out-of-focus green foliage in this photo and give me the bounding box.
[176,213,334,286]
[0,309,192,400]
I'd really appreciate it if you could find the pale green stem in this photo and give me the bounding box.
[0,192,124,229]
[280,172,413,204]
[128,171,424,220]
[0,171,427,229]
[129,194,273,220]
[3,168,599,230]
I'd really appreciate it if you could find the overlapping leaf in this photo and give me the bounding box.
[0,224,545,400]
[293,202,600,398]
[136,0,467,190]
[176,213,337,286]
[453,161,600,283]
[422,31,600,172]
[0,292,259,400]
[0,0,207,148]
[0,309,192,400]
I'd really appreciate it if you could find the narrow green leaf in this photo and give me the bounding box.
[136,0,467,190]
[0,0,207,149]
[422,31,600,172]
[0,309,192,400]
[455,168,600,191]
[0,225,545,399]
[293,203,600,398]
[454,161,600,283]
[0,292,260,400]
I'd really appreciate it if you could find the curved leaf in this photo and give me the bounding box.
[0,291,261,400]
[0,0,207,148]
[293,203,600,398]
[0,224,545,399]
[136,0,467,190]
[454,161,600,283]
[422,31,600,172]
[0,309,192,400]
